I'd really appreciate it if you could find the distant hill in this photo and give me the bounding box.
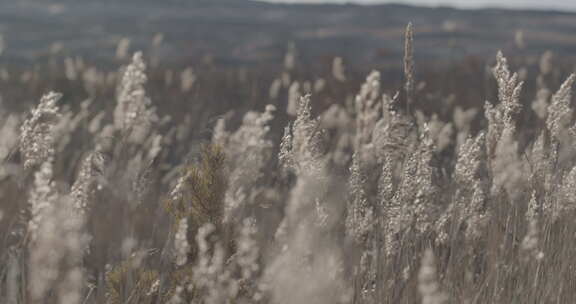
[0,0,575,69]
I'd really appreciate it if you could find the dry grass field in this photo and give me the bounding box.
[1,2,576,303]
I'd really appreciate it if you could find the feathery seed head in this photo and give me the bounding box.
[20,92,62,169]
[546,73,575,141]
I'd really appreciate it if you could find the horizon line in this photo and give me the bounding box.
[255,0,576,13]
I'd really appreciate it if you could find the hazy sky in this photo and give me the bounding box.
[262,0,576,11]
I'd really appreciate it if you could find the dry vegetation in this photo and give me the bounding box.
[1,21,576,304]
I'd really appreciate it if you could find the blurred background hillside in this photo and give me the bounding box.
[0,0,574,112]
[0,0,574,135]
[1,0,576,67]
